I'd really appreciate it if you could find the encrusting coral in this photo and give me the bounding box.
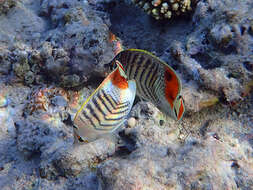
[132,0,192,20]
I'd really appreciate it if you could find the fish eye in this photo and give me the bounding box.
[111,61,118,70]
[78,136,85,142]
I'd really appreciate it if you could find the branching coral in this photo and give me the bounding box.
[132,0,192,20]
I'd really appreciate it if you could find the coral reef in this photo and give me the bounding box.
[39,138,116,179]
[132,0,193,20]
[0,0,115,88]
[0,0,252,189]
[104,0,253,112]
[24,87,70,115]
[15,116,73,159]
[0,0,16,15]
[98,101,253,189]
[36,0,115,87]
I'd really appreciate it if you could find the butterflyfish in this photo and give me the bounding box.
[73,61,136,143]
[109,49,185,121]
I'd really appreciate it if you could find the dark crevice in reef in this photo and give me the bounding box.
[114,130,138,157]
[191,53,223,70]
[98,0,194,55]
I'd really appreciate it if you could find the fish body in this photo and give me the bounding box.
[110,49,185,121]
[74,61,136,143]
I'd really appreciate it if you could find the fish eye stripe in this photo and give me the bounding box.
[78,136,85,142]
[174,108,178,117]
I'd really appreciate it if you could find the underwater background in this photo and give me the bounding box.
[0,0,252,189]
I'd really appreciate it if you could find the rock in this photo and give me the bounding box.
[23,87,70,116]
[24,71,35,85]
[98,121,253,190]
[12,51,30,80]
[0,0,16,15]
[51,96,68,107]
[36,0,115,86]
[126,117,137,128]
[60,74,80,88]
[0,107,15,138]
[40,42,53,59]
[15,116,73,160]
[181,81,219,112]
[40,138,116,179]
[209,24,233,46]
[0,48,12,75]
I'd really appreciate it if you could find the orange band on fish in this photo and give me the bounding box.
[73,59,136,143]
[110,49,185,121]
[111,68,128,89]
[164,67,180,109]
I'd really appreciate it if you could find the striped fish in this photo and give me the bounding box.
[73,61,136,143]
[109,49,185,121]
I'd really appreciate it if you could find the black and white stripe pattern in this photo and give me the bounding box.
[77,88,131,131]
[115,51,161,105]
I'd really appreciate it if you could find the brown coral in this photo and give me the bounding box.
[25,87,70,115]
[132,0,192,20]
